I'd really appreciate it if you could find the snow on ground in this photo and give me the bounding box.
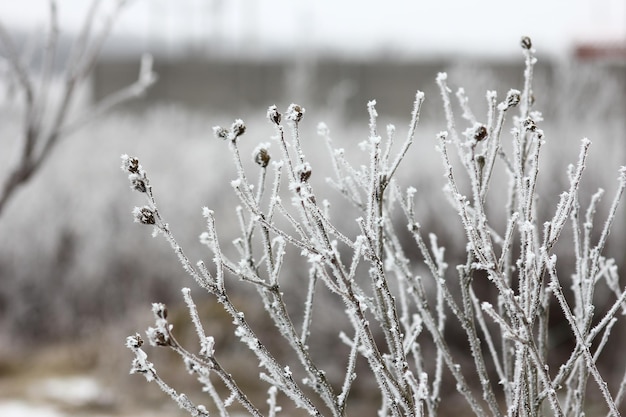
[29,376,112,408]
[0,400,65,417]
[0,375,161,417]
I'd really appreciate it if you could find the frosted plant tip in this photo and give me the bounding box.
[286,103,305,122]
[133,206,156,225]
[152,302,168,319]
[121,154,140,173]
[213,125,230,140]
[230,119,246,138]
[523,117,537,132]
[473,124,488,141]
[128,173,147,193]
[202,207,214,217]
[126,333,143,349]
[267,105,282,125]
[253,144,271,167]
[504,89,521,109]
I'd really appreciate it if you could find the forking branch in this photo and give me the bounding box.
[0,0,156,216]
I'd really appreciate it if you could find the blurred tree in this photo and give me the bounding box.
[0,0,157,216]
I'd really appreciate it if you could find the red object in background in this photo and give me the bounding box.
[574,42,626,60]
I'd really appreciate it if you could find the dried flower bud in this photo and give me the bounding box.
[130,356,154,377]
[473,124,488,141]
[147,325,170,347]
[296,162,312,182]
[126,333,144,349]
[286,103,305,122]
[152,302,168,319]
[128,173,147,193]
[521,36,532,50]
[133,206,156,225]
[523,117,537,132]
[505,89,521,109]
[475,154,485,169]
[254,146,271,168]
[212,126,230,140]
[121,154,140,174]
[231,119,246,138]
[267,105,281,125]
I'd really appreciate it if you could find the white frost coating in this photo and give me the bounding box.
[307,254,323,264]
[200,336,215,357]
[199,232,211,245]
[201,206,213,218]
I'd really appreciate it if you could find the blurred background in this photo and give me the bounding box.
[0,1,624,416]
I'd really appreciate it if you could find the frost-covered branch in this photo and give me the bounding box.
[122,37,625,417]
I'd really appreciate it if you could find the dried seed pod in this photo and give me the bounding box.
[473,124,488,141]
[128,173,147,193]
[521,36,532,50]
[254,147,271,168]
[152,302,168,319]
[212,126,230,140]
[267,105,281,125]
[121,154,141,173]
[286,103,305,122]
[475,154,486,169]
[147,326,170,347]
[523,117,537,132]
[126,333,144,349]
[231,119,246,138]
[133,206,156,225]
[296,162,312,182]
[505,89,521,109]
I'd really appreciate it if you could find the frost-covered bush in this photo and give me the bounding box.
[122,38,626,416]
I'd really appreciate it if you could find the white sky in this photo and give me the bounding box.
[0,0,624,58]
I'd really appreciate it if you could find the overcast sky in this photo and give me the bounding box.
[0,0,624,58]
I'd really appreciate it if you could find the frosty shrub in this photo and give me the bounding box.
[122,38,626,416]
